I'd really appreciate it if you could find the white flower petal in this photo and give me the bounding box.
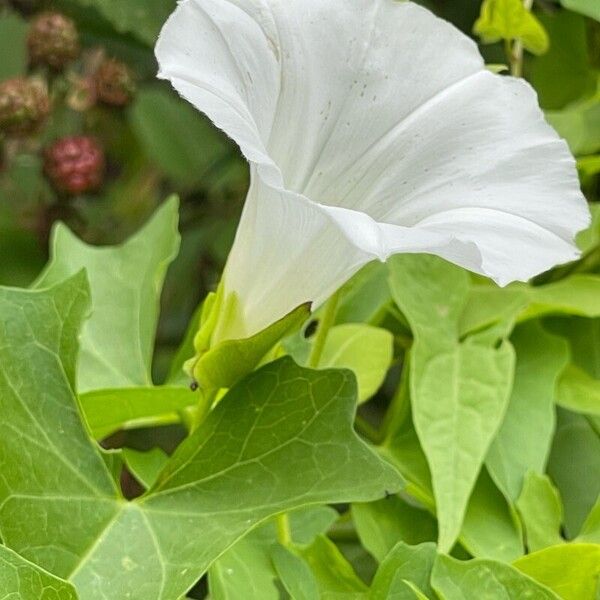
[157,0,589,338]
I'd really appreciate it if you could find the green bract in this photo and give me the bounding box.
[474,0,550,55]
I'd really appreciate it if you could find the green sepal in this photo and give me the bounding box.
[185,302,311,390]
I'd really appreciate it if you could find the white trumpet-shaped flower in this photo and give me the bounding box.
[156,0,589,340]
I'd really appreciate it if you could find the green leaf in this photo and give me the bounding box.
[271,544,320,600]
[122,448,169,489]
[485,323,569,500]
[388,255,515,553]
[576,202,600,253]
[460,468,524,562]
[336,262,392,326]
[432,554,560,599]
[316,324,393,403]
[352,497,437,563]
[416,341,514,552]
[459,285,528,337]
[0,273,122,579]
[557,364,600,416]
[210,507,336,600]
[71,0,175,45]
[460,275,600,338]
[131,87,231,189]
[189,302,311,390]
[521,275,600,320]
[548,410,600,537]
[530,11,597,110]
[549,317,600,378]
[547,92,600,157]
[0,279,402,600]
[369,542,436,600]
[561,0,600,21]
[0,546,78,600]
[79,386,198,439]
[296,535,368,598]
[516,472,564,552]
[35,197,181,392]
[0,13,28,79]
[388,255,514,551]
[474,0,550,54]
[382,407,523,561]
[578,498,600,543]
[513,543,600,600]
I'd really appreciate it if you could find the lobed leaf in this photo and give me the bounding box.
[514,543,600,600]
[0,275,401,599]
[35,197,181,392]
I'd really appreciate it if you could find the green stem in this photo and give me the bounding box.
[308,289,342,368]
[509,0,535,77]
[276,513,292,546]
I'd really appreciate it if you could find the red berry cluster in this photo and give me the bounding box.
[44,136,105,195]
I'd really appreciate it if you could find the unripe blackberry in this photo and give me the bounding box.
[94,58,136,107]
[28,12,80,70]
[44,136,105,195]
[0,77,50,137]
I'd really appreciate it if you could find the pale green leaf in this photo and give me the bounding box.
[389,256,517,552]
[556,364,600,416]
[561,0,600,21]
[514,543,600,600]
[80,386,198,439]
[388,255,469,356]
[577,497,600,543]
[460,275,600,338]
[516,472,564,552]
[79,386,196,439]
[459,285,528,337]
[35,197,181,392]
[474,0,550,54]
[432,554,560,599]
[318,324,393,403]
[0,545,78,600]
[522,275,600,320]
[369,542,436,600]
[0,279,401,600]
[576,202,600,253]
[415,341,515,552]
[486,323,569,500]
[122,448,169,490]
